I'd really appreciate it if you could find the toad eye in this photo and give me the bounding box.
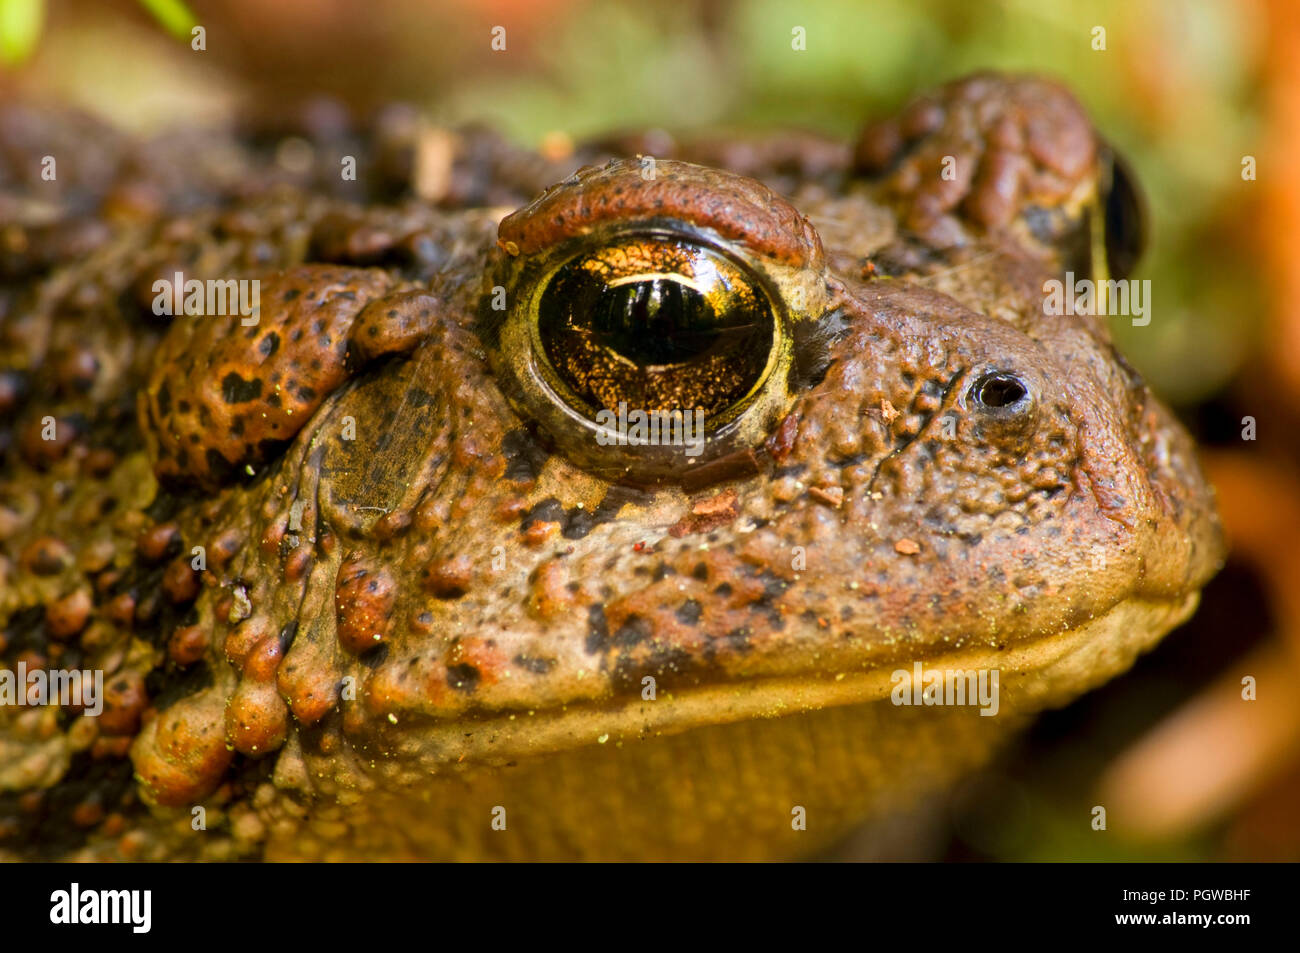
[1101,147,1147,282]
[483,158,831,483]
[535,238,777,420]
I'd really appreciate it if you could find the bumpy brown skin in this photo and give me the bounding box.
[0,74,1222,860]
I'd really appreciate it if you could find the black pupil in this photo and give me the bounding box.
[537,242,774,417]
[591,278,728,365]
[974,373,1027,408]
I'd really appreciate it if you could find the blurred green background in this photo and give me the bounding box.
[2,0,1270,405]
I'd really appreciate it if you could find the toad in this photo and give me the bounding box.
[0,74,1222,860]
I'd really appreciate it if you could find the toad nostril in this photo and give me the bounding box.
[972,372,1028,409]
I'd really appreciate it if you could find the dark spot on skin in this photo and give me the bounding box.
[675,600,702,625]
[610,644,694,693]
[259,332,280,357]
[278,621,299,654]
[562,513,599,541]
[1,606,48,660]
[713,583,733,597]
[204,448,237,484]
[501,429,549,482]
[562,485,651,539]
[719,627,753,652]
[513,655,556,674]
[359,643,389,668]
[691,563,709,581]
[283,288,301,301]
[220,373,263,404]
[254,438,291,464]
[748,564,785,603]
[613,615,653,648]
[523,497,566,531]
[145,661,213,713]
[156,381,171,417]
[446,663,480,693]
[585,604,609,653]
[741,569,789,628]
[406,387,436,409]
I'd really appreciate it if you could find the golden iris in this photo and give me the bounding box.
[535,236,777,420]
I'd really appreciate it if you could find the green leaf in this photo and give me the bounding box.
[0,0,45,67]
[136,0,197,39]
